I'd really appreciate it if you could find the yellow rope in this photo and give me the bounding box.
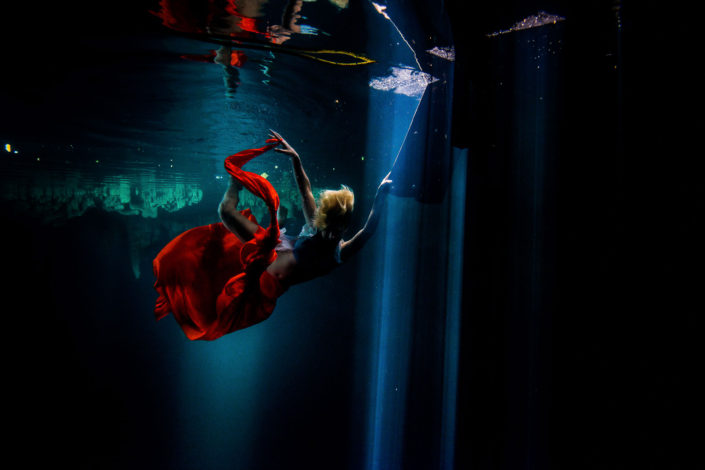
[296,49,376,66]
[176,31,376,66]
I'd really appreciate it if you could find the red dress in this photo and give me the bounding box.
[152,139,286,340]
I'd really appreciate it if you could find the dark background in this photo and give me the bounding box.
[2,1,702,468]
[447,1,703,469]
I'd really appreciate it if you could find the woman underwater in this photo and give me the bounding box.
[153,130,392,340]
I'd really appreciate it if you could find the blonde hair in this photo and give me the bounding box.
[313,185,354,231]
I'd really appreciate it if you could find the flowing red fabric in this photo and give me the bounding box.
[152,139,284,340]
[151,0,272,40]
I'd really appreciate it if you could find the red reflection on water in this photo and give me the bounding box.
[151,0,273,67]
[152,0,310,66]
[152,0,307,43]
[151,1,371,67]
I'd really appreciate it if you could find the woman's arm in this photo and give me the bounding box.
[270,129,317,226]
[219,178,260,242]
[339,172,392,262]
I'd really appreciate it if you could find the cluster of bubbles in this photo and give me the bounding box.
[487,11,566,38]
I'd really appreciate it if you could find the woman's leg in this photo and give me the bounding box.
[219,177,260,242]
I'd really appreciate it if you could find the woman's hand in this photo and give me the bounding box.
[270,129,299,159]
[377,171,393,196]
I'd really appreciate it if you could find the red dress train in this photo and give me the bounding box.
[152,139,285,340]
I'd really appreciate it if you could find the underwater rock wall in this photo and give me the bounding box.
[0,165,204,279]
[0,169,203,223]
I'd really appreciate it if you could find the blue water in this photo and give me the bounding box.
[1,1,461,469]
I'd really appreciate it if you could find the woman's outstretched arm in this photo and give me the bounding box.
[270,129,317,226]
[339,172,392,262]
